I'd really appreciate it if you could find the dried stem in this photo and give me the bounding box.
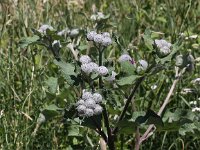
[139,67,186,145]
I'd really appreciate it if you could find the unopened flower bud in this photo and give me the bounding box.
[82,91,93,100]
[85,108,94,117]
[88,62,99,72]
[94,34,104,44]
[102,36,112,46]
[94,105,103,115]
[155,39,171,57]
[81,63,93,74]
[79,55,92,64]
[102,32,111,37]
[176,55,183,67]
[76,99,85,106]
[118,54,132,62]
[37,113,46,125]
[93,93,103,103]
[38,24,54,34]
[139,60,148,70]
[85,99,96,109]
[87,31,97,41]
[77,105,86,113]
[97,66,108,76]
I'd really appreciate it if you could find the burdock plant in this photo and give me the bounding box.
[19,14,196,149]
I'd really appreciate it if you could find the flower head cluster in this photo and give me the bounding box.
[155,39,171,56]
[38,24,54,35]
[79,55,108,76]
[76,91,103,117]
[87,31,112,46]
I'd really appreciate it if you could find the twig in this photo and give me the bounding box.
[139,67,186,145]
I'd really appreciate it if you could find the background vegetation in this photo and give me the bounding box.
[0,0,200,149]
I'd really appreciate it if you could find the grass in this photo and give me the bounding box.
[0,0,200,149]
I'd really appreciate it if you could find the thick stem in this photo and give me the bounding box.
[98,46,115,149]
[113,76,145,134]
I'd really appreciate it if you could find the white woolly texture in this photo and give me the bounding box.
[81,63,93,74]
[82,91,93,100]
[102,32,111,38]
[85,99,96,109]
[94,34,104,43]
[192,107,200,112]
[76,99,85,106]
[97,66,109,76]
[76,90,104,117]
[85,108,94,117]
[88,62,99,72]
[139,60,148,70]
[118,54,132,62]
[101,36,112,46]
[77,105,86,113]
[57,28,68,36]
[79,55,92,64]
[93,93,103,103]
[87,31,97,41]
[94,105,103,115]
[38,24,54,34]
[96,12,105,20]
[155,39,171,56]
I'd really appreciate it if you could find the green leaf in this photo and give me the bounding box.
[19,35,40,48]
[68,125,81,137]
[135,109,164,127]
[81,115,102,130]
[117,120,137,134]
[120,61,135,75]
[117,75,139,86]
[45,77,58,93]
[143,29,154,51]
[42,104,63,120]
[54,60,76,76]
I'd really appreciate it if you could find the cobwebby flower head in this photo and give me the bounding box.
[85,98,96,109]
[88,62,99,72]
[101,36,112,46]
[139,60,148,70]
[102,32,111,38]
[82,91,93,100]
[38,24,54,34]
[81,63,93,74]
[76,99,85,106]
[77,105,86,113]
[93,93,103,103]
[97,66,109,76]
[155,39,171,56]
[85,108,94,117]
[79,55,92,64]
[87,31,97,41]
[94,34,104,44]
[94,105,103,115]
[118,54,132,62]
